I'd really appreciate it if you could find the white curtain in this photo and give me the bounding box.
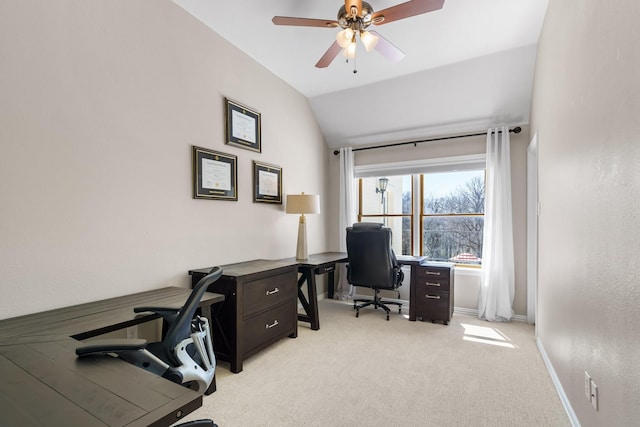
[478,126,515,321]
[335,147,357,300]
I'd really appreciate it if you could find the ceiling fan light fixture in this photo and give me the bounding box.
[336,28,354,48]
[342,42,357,59]
[360,30,379,52]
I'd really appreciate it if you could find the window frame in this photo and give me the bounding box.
[354,155,486,267]
[357,177,414,255]
[419,173,485,267]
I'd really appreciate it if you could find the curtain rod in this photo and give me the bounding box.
[332,126,522,156]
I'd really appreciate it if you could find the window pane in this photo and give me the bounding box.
[361,176,412,215]
[422,216,483,264]
[423,170,485,214]
[360,216,412,256]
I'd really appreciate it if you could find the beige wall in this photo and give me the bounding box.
[327,129,531,317]
[530,0,640,425]
[0,1,329,319]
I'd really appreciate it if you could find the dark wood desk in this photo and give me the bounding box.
[0,287,224,427]
[289,252,347,330]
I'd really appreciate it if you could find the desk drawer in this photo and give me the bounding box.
[414,275,450,292]
[416,266,451,281]
[314,263,335,275]
[243,301,296,353]
[243,273,296,317]
[414,290,450,322]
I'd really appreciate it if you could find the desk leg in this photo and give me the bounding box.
[297,268,320,331]
[327,270,335,300]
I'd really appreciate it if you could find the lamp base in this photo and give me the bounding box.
[295,215,308,261]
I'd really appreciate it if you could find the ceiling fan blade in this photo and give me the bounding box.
[272,16,339,28]
[315,41,342,68]
[370,31,405,62]
[372,0,444,25]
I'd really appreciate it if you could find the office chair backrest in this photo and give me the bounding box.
[162,266,222,367]
[346,222,400,290]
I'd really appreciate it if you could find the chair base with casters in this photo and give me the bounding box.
[76,267,222,395]
[353,288,403,320]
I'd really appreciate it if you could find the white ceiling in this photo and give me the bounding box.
[173,0,549,148]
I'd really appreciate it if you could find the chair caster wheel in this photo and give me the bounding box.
[386,314,390,321]
[355,311,359,318]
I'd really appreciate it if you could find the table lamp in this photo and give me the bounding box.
[286,193,320,260]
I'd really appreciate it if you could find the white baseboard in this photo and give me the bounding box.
[323,295,528,322]
[536,338,580,427]
[453,307,527,322]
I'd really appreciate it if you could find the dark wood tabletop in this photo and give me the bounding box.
[0,286,224,427]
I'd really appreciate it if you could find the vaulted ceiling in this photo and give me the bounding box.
[173,0,549,148]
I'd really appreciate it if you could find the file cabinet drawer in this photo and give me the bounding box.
[414,275,450,292]
[243,273,296,317]
[415,265,450,282]
[243,301,296,354]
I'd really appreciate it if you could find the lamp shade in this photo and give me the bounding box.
[286,194,320,215]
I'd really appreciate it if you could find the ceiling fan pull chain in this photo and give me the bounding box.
[353,50,358,74]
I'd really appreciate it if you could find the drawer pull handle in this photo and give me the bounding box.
[425,271,441,276]
[426,295,440,300]
[265,320,279,329]
[265,288,280,296]
[425,282,440,287]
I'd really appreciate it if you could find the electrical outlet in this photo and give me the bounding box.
[590,379,598,410]
[126,326,137,339]
[584,371,592,400]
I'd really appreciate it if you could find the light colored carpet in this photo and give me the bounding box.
[176,299,570,426]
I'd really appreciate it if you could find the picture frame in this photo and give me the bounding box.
[193,146,238,201]
[253,161,282,204]
[225,97,261,153]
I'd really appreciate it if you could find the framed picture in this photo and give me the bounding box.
[225,97,261,153]
[253,161,282,204]
[193,146,238,201]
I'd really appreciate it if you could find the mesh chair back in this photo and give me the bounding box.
[162,267,222,366]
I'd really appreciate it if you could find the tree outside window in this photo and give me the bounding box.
[357,169,485,265]
[422,171,484,265]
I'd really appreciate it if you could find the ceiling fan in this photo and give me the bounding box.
[272,0,445,70]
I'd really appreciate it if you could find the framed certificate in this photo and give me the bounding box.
[225,98,261,153]
[193,146,238,200]
[253,161,282,204]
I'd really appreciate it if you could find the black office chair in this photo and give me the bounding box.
[76,267,222,395]
[346,222,404,320]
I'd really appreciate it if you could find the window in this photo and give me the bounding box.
[421,170,484,265]
[358,176,413,255]
[357,162,485,266]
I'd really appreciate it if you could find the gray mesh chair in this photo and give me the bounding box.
[76,267,222,394]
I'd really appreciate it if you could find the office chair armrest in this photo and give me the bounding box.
[75,338,147,356]
[134,306,180,323]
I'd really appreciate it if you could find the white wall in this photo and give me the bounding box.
[327,129,530,316]
[0,1,328,319]
[530,0,640,424]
